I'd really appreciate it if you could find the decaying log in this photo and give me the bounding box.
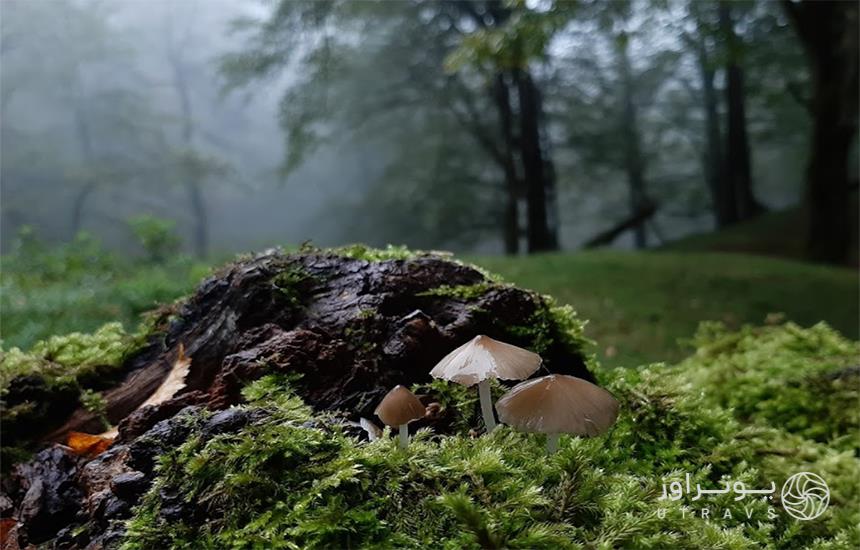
[0,248,593,547]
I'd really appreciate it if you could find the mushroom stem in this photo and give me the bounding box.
[546,433,559,454]
[477,379,497,433]
[398,424,409,448]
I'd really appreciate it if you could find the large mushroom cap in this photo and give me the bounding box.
[374,385,426,427]
[429,335,542,386]
[496,374,619,436]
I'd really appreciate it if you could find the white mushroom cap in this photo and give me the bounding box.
[429,335,542,386]
[374,385,426,427]
[496,374,619,436]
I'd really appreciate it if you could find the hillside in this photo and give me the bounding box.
[475,250,859,367]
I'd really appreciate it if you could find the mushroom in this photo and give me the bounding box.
[495,374,619,453]
[430,335,541,433]
[374,385,426,448]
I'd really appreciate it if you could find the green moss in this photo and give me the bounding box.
[357,308,376,320]
[80,388,109,431]
[0,321,146,395]
[271,266,316,308]
[508,295,591,358]
[328,243,423,262]
[124,323,859,549]
[417,282,498,301]
[677,321,860,450]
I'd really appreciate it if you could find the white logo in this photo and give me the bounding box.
[781,472,830,521]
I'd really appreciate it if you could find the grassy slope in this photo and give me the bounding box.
[473,250,858,367]
[664,206,859,266]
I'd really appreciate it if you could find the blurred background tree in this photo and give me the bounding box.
[0,0,855,263]
[0,0,856,367]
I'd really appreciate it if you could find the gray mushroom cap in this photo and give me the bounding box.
[429,335,542,386]
[496,374,619,436]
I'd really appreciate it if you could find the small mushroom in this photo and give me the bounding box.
[374,385,426,448]
[495,374,619,453]
[430,335,541,433]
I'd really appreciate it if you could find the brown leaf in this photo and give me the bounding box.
[1,518,19,550]
[67,431,113,457]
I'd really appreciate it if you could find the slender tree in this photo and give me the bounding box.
[719,1,765,224]
[783,0,859,264]
[686,3,729,228]
[617,32,649,248]
[164,11,209,258]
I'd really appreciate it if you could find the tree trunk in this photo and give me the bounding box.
[619,35,649,249]
[70,105,96,237]
[694,25,731,228]
[719,1,764,223]
[493,73,520,255]
[70,183,97,237]
[167,32,209,259]
[513,68,559,253]
[185,178,209,260]
[783,0,859,264]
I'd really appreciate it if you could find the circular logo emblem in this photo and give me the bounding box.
[781,472,830,520]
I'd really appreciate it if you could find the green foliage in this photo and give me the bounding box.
[0,322,142,394]
[125,323,859,549]
[445,0,573,72]
[0,229,208,350]
[128,215,182,264]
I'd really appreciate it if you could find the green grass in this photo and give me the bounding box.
[2,236,856,371]
[472,250,859,367]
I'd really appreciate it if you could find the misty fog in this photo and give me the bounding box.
[1,0,811,257]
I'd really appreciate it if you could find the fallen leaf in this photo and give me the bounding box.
[0,518,18,550]
[138,343,192,410]
[67,431,113,457]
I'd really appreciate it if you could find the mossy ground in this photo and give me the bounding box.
[124,322,859,550]
[2,243,857,548]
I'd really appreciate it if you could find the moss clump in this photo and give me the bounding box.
[678,321,859,450]
[328,243,423,262]
[271,266,317,308]
[124,323,859,549]
[508,295,591,358]
[417,282,498,301]
[0,321,144,395]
